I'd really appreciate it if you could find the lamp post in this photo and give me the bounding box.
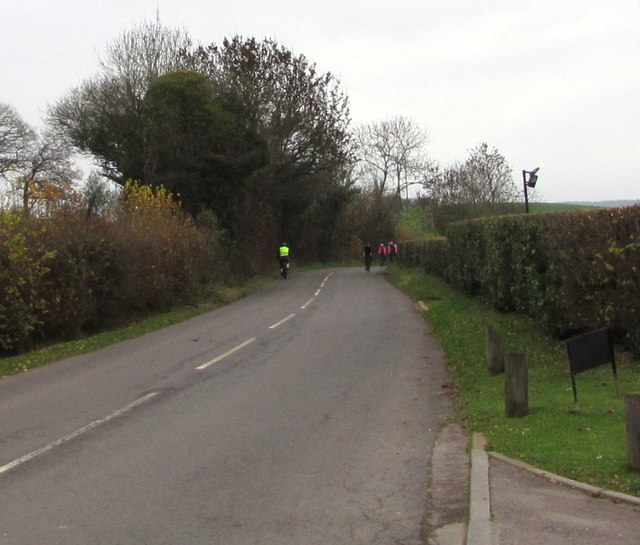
[522,167,540,214]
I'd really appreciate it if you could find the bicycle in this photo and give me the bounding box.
[364,253,372,273]
[280,258,289,279]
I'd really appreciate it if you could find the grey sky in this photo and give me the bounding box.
[1,0,638,202]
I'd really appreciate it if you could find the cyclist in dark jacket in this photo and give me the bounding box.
[364,243,373,272]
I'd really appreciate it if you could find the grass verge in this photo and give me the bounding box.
[388,265,640,496]
[0,277,272,378]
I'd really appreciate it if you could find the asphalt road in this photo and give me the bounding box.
[0,267,454,544]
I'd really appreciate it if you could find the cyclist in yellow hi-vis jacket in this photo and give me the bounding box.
[278,242,290,278]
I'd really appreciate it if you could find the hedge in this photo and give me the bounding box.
[0,183,219,355]
[400,205,640,352]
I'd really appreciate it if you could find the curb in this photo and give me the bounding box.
[466,433,493,545]
[424,423,470,545]
[488,451,640,508]
[432,430,640,545]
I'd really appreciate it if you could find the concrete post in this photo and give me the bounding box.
[626,394,640,471]
[505,353,528,418]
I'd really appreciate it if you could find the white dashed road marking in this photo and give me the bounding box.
[0,392,159,477]
[196,338,257,370]
[268,313,296,329]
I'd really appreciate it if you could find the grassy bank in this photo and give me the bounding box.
[388,265,640,496]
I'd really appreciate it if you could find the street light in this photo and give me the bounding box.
[522,167,540,214]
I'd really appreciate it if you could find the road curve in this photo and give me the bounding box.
[0,267,455,544]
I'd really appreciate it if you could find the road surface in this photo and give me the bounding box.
[0,267,454,544]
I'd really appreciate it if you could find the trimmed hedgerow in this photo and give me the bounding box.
[400,205,640,353]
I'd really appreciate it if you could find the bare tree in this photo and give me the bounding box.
[354,116,431,201]
[7,130,79,215]
[428,143,517,205]
[0,103,34,177]
[99,18,193,105]
[429,162,469,204]
[1,105,78,214]
[464,142,518,203]
[83,171,121,218]
[49,20,193,183]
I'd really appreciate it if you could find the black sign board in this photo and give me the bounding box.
[566,328,618,402]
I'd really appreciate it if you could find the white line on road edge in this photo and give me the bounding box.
[268,313,296,329]
[0,392,159,477]
[301,298,314,309]
[196,338,257,370]
[314,289,321,296]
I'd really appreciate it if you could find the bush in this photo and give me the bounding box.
[401,238,448,277]
[108,181,218,314]
[37,212,120,338]
[0,212,51,352]
[400,205,640,353]
[0,182,220,355]
[543,207,640,343]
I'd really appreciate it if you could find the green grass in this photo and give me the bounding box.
[0,277,271,378]
[528,202,598,213]
[388,265,640,496]
[397,205,432,240]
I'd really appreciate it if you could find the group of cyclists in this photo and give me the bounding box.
[277,240,398,277]
[363,241,398,272]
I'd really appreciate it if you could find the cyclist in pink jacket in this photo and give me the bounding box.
[377,243,387,266]
[387,241,398,263]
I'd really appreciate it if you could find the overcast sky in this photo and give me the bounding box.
[1,0,638,202]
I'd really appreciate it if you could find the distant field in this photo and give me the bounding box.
[532,200,640,213]
[528,202,598,213]
[396,200,634,241]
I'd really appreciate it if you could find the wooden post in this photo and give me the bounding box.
[505,353,528,418]
[626,394,640,471]
[486,324,505,375]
